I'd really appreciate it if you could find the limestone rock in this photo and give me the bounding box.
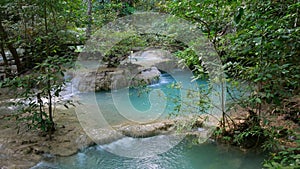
[73,66,161,92]
[72,49,178,92]
[118,121,174,138]
[86,128,123,145]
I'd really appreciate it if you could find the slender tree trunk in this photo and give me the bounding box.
[221,80,226,128]
[48,76,54,140]
[86,0,92,38]
[48,77,54,130]
[44,1,55,139]
[0,20,22,74]
[37,92,45,126]
[0,42,8,66]
[0,41,10,77]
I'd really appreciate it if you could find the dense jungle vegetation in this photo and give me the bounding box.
[0,0,299,168]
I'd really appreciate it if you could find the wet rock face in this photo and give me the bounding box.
[73,66,161,92]
[130,67,161,87]
[72,49,178,92]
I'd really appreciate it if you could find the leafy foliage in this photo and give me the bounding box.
[224,0,300,112]
[0,1,299,167]
[2,56,74,136]
[0,0,85,72]
[159,0,299,167]
[264,146,300,169]
[0,0,80,138]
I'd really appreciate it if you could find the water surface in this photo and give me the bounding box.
[32,137,265,169]
[76,71,206,125]
[39,70,266,169]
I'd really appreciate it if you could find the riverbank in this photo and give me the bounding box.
[1,100,298,168]
[0,103,213,169]
[0,107,94,169]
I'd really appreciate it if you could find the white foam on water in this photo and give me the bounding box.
[98,135,183,158]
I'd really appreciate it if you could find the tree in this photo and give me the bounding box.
[224,0,300,122]
[160,1,300,159]
[160,0,300,128]
[0,0,84,138]
[159,0,238,129]
[2,56,74,139]
[86,0,93,38]
[0,0,86,73]
[0,16,22,74]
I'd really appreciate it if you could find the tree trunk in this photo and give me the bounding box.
[0,42,8,66]
[86,0,92,38]
[48,77,54,131]
[43,1,55,140]
[0,41,10,77]
[0,20,22,74]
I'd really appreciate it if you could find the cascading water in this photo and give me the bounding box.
[31,71,265,169]
[32,137,265,169]
[75,71,201,125]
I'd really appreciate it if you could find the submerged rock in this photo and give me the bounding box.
[118,120,175,138]
[85,128,123,145]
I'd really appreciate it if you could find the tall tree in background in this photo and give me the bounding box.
[86,0,92,38]
[0,0,85,138]
[0,13,22,74]
[224,0,300,122]
[0,0,86,73]
[160,0,299,125]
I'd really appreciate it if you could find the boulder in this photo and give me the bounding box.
[72,49,179,92]
[73,66,161,92]
[118,121,174,138]
[130,67,161,87]
[86,128,123,145]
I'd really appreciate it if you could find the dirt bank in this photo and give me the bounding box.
[0,107,94,169]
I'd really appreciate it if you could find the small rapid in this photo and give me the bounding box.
[32,136,265,169]
[75,71,201,125]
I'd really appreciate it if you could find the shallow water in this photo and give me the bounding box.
[32,137,265,169]
[76,70,207,125]
[33,70,266,169]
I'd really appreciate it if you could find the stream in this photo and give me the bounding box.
[31,70,265,169]
[32,137,265,169]
[76,70,205,125]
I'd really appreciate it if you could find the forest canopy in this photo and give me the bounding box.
[0,0,299,168]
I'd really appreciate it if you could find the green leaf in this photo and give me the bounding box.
[266,74,272,78]
[255,97,262,104]
[253,37,262,45]
[234,7,244,24]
